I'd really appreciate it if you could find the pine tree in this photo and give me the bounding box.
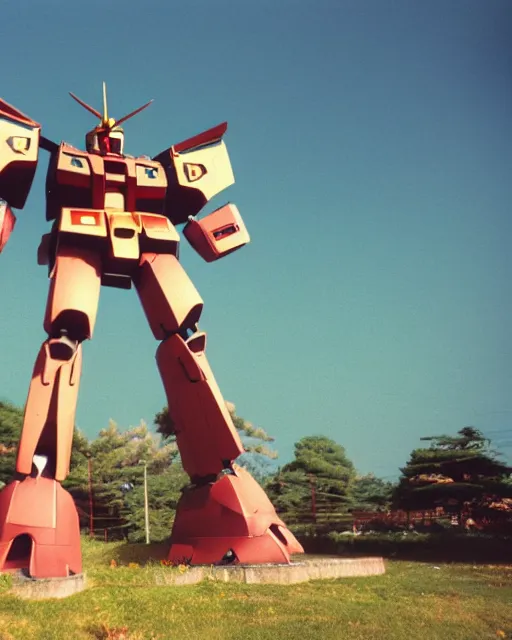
[266,436,356,525]
[0,401,22,487]
[0,400,195,541]
[394,427,512,520]
[85,420,179,540]
[351,474,395,512]
[62,427,92,527]
[123,463,188,543]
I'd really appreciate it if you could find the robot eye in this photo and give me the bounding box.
[71,157,84,168]
[145,167,158,179]
[110,138,122,154]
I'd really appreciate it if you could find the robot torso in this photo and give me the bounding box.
[43,145,179,289]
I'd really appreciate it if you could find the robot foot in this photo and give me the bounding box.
[168,465,303,565]
[0,478,82,578]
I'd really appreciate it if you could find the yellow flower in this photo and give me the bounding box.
[128,562,139,569]
[109,559,117,568]
[496,631,506,639]
[178,564,188,573]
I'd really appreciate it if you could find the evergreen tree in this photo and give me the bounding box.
[0,400,192,541]
[351,474,395,512]
[266,436,356,525]
[393,427,512,520]
[0,401,22,487]
[123,463,188,543]
[62,428,92,527]
[266,469,311,523]
[85,420,178,539]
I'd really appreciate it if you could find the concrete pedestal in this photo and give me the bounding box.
[9,571,86,600]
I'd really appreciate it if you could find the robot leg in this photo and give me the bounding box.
[0,245,101,578]
[135,253,303,565]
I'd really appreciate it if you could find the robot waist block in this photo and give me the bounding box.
[0,100,41,209]
[59,208,108,238]
[56,208,180,266]
[183,204,250,262]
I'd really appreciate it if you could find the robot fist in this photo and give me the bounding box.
[0,200,16,253]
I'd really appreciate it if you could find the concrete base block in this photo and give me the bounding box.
[3,556,385,596]
[9,571,86,600]
[155,556,386,586]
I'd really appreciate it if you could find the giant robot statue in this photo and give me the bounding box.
[0,85,303,578]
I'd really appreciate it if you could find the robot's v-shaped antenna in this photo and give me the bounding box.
[115,98,154,127]
[68,90,102,121]
[69,82,153,130]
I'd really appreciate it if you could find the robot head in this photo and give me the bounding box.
[69,82,153,156]
[85,123,125,155]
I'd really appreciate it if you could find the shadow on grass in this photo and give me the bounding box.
[297,532,512,565]
[109,540,171,566]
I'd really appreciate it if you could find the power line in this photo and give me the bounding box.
[483,428,512,435]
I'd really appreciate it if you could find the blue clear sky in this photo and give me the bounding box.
[0,0,511,479]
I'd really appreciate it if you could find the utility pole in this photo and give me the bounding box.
[143,461,150,545]
[87,455,94,537]
[309,474,317,524]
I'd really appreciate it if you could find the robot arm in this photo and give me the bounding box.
[0,98,41,210]
[183,203,250,262]
[154,122,250,261]
[0,200,16,253]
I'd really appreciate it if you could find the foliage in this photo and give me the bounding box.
[62,428,92,522]
[80,420,180,540]
[266,469,312,522]
[299,530,512,564]
[351,474,395,512]
[226,401,278,482]
[266,435,356,524]
[0,401,23,486]
[225,401,276,457]
[123,464,188,543]
[393,427,512,518]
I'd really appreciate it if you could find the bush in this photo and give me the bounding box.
[297,531,512,563]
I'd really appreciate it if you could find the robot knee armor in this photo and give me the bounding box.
[48,332,79,361]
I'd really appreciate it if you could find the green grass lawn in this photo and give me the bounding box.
[0,537,511,640]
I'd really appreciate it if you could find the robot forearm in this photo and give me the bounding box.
[183,204,250,262]
[0,200,16,253]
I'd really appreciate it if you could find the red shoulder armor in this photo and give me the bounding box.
[154,122,234,224]
[173,122,228,154]
[0,98,41,209]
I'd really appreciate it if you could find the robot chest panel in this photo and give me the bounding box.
[54,145,167,211]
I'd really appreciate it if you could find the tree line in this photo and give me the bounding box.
[0,400,510,542]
